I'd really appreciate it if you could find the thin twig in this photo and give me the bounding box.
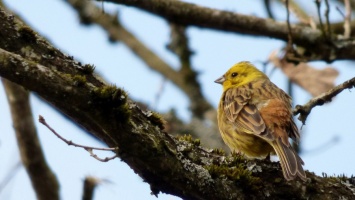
[39,115,117,151]
[336,6,345,18]
[285,0,293,47]
[38,115,118,162]
[264,0,274,19]
[302,135,339,155]
[0,161,22,194]
[293,76,355,125]
[278,0,310,24]
[315,0,327,40]
[85,148,119,162]
[324,0,332,39]
[153,78,167,110]
[285,0,300,61]
[343,0,351,38]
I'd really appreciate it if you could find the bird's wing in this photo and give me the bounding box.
[259,98,306,180]
[223,87,267,136]
[258,98,299,144]
[224,84,299,142]
[223,86,306,181]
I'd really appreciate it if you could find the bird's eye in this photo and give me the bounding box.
[231,72,238,77]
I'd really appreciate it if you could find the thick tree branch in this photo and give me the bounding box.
[293,76,355,124]
[1,7,355,199]
[1,47,354,198]
[103,0,355,62]
[66,0,213,119]
[65,0,225,150]
[103,0,318,44]
[66,0,226,150]
[2,79,60,200]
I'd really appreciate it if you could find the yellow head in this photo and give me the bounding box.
[215,61,268,92]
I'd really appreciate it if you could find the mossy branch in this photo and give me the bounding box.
[1,7,355,199]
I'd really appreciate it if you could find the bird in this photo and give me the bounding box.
[215,61,306,181]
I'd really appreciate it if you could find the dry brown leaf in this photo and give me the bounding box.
[269,51,339,97]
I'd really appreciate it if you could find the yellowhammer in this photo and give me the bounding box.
[215,61,306,181]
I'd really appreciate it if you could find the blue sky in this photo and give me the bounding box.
[1,0,354,199]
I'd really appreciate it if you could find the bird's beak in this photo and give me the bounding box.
[214,75,225,84]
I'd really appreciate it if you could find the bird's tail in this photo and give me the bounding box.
[271,138,307,181]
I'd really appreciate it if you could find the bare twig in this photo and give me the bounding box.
[324,0,332,38]
[344,0,351,38]
[284,0,299,61]
[0,161,22,194]
[315,0,327,39]
[285,0,293,46]
[85,148,119,162]
[293,76,355,124]
[263,0,274,18]
[153,78,167,110]
[38,115,117,151]
[336,6,345,18]
[303,135,340,155]
[278,0,310,24]
[38,115,118,162]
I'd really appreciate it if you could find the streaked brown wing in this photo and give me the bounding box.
[259,98,299,144]
[223,87,266,135]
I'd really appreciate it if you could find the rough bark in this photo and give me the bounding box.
[104,0,355,62]
[1,5,355,200]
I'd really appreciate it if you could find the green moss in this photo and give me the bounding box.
[94,85,129,105]
[229,152,246,165]
[18,26,37,44]
[212,148,225,156]
[145,111,165,130]
[205,152,260,190]
[91,85,130,122]
[205,163,259,189]
[177,134,200,146]
[80,64,96,74]
[60,74,87,87]
[61,73,73,81]
[72,75,87,86]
